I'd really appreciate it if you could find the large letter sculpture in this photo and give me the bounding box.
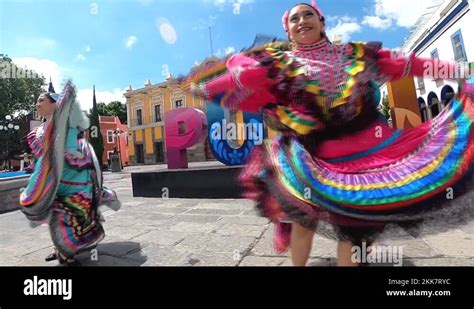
[206,97,264,165]
[387,78,422,129]
[165,108,207,169]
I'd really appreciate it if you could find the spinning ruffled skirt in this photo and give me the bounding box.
[183,40,474,253]
[240,81,474,251]
[19,81,120,259]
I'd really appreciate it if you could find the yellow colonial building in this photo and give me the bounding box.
[124,55,281,165]
[125,71,210,165]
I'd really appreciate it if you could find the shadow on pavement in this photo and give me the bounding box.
[72,241,147,266]
[307,258,333,267]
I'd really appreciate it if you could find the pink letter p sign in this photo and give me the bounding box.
[164,108,207,169]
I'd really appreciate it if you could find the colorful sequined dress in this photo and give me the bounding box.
[187,40,474,252]
[19,81,121,259]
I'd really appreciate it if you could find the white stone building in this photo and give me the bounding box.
[401,0,474,121]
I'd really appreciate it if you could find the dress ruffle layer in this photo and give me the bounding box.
[239,84,474,248]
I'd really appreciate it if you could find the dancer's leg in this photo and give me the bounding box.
[290,223,314,266]
[337,240,359,266]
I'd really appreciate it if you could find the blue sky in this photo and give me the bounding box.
[0,0,437,110]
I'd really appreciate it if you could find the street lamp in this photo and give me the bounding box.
[113,128,124,168]
[0,115,20,170]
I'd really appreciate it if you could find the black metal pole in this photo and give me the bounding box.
[209,26,214,56]
[6,132,10,170]
[117,133,122,168]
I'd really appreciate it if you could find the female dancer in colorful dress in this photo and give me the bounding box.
[184,1,474,266]
[20,81,120,266]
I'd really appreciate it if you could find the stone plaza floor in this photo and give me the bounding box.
[1,163,473,266]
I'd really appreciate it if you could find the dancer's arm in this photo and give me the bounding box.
[64,127,93,169]
[189,54,274,98]
[377,49,469,80]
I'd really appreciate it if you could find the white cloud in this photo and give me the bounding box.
[214,0,226,7]
[225,46,235,55]
[362,15,392,30]
[207,0,254,9]
[125,36,138,49]
[326,15,358,24]
[214,49,223,57]
[77,88,127,111]
[156,18,177,44]
[85,45,91,53]
[340,16,358,23]
[364,0,441,29]
[213,46,235,57]
[76,54,86,61]
[227,0,253,4]
[9,57,125,112]
[326,16,362,43]
[12,57,62,87]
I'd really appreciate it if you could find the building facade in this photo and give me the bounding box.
[99,116,129,168]
[401,0,474,122]
[125,59,219,165]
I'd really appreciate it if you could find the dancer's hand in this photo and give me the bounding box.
[190,83,206,97]
[182,82,207,98]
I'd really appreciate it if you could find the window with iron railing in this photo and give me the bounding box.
[107,130,115,144]
[451,30,467,63]
[417,77,425,91]
[175,99,183,108]
[129,115,163,127]
[430,49,444,87]
[154,104,162,122]
[135,109,143,126]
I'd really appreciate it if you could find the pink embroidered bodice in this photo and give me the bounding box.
[197,39,463,134]
[292,40,361,106]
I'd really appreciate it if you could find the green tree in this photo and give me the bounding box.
[106,101,127,124]
[0,54,45,166]
[88,101,127,124]
[95,102,109,116]
[0,54,45,116]
[88,86,104,168]
[379,96,392,122]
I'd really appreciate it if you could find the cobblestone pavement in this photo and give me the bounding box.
[1,164,473,266]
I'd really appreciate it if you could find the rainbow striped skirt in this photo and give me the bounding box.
[239,81,474,251]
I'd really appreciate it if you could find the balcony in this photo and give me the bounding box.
[129,116,164,128]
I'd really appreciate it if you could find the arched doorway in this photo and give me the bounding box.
[418,97,428,122]
[441,85,455,108]
[428,92,440,118]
